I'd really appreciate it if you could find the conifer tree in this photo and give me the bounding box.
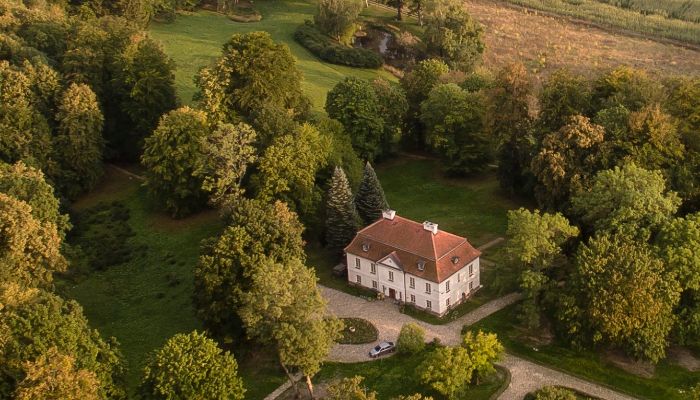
[326,167,360,255]
[356,162,389,225]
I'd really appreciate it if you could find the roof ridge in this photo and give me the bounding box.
[357,233,436,261]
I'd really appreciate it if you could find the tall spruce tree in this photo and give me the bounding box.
[326,167,360,255]
[356,162,389,225]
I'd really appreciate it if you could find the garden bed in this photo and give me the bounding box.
[338,318,379,344]
[294,21,383,69]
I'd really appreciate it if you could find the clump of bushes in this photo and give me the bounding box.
[294,21,383,69]
[397,322,426,354]
[69,201,143,271]
[525,386,577,400]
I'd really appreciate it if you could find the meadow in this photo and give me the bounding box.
[148,0,396,110]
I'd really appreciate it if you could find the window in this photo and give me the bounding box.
[425,283,431,294]
[410,294,415,303]
[446,280,451,293]
[356,275,362,284]
[426,300,432,310]
[409,277,415,288]
[388,271,394,282]
[457,273,461,283]
[469,281,473,291]
[372,280,378,289]
[355,258,361,269]
[469,263,474,277]
[446,298,451,307]
[370,263,376,274]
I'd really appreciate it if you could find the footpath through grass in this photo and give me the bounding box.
[58,167,285,399]
[149,0,396,110]
[470,304,700,400]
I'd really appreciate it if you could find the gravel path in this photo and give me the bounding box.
[499,354,638,400]
[322,285,521,362]
[321,285,639,400]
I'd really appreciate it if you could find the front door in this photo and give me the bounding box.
[389,288,396,299]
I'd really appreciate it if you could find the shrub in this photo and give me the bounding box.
[314,0,363,41]
[294,22,383,69]
[528,386,577,400]
[397,323,426,354]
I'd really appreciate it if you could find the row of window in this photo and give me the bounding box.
[356,258,475,285]
[356,275,475,309]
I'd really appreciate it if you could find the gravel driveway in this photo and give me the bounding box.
[320,285,639,400]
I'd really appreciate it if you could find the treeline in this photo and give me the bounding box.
[0,1,247,399]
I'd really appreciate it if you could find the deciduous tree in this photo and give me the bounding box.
[238,256,342,398]
[326,77,384,160]
[571,163,680,237]
[423,0,484,72]
[314,0,363,41]
[326,376,377,400]
[372,78,408,155]
[14,348,100,400]
[400,59,449,146]
[419,346,472,400]
[460,330,504,383]
[196,122,257,208]
[396,323,426,354]
[54,83,105,198]
[561,233,680,362]
[0,284,126,399]
[538,70,592,132]
[0,161,70,238]
[139,331,245,400]
[141,106,209,218]
[0,194,66,289]
[531,115,605,210]
[420,83,490,175]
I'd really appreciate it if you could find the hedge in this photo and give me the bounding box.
[294,21,383,69]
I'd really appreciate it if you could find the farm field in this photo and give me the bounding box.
[493,0,700,45]
[470,304,700,400]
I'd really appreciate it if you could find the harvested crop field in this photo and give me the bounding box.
[466,0,700,84]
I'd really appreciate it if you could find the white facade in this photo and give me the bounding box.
[347,253,481,316]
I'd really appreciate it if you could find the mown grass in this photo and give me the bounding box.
[149,0,397,110]
[317,346,508,399]
[500,0,700,45]
[338,318,379,344]
[470,304,700,400]
[376,157,528,247]
[58,167,285,399]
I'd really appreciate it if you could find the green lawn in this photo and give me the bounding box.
[149,0,397,110]
[317,347,508,399]
[377,157,528,247]
[57,167,285,399]
[470,304,700,400]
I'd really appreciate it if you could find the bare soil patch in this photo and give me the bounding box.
[465,0,700,85]
[604,350,655,378]
[667,346,700,372]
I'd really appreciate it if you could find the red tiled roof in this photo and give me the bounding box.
[344,215,481,283]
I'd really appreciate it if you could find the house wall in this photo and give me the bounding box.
[347,253,482,316]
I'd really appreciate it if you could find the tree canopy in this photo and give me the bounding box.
[139,331,245,400]
[423,0,484,72]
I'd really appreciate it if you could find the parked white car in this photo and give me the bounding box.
[368,341,395,358]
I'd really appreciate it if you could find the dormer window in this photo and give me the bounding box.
[451,256,460,264]
[362,243,370,252]
[417,261,425,271]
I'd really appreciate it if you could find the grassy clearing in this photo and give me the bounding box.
[316,346,508,399]
[149,0,396,110]
[376,157,528,247]
[58,167,285,399]
[338,318,379,344]
[470,304,700,400]
[498,0,700,45]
